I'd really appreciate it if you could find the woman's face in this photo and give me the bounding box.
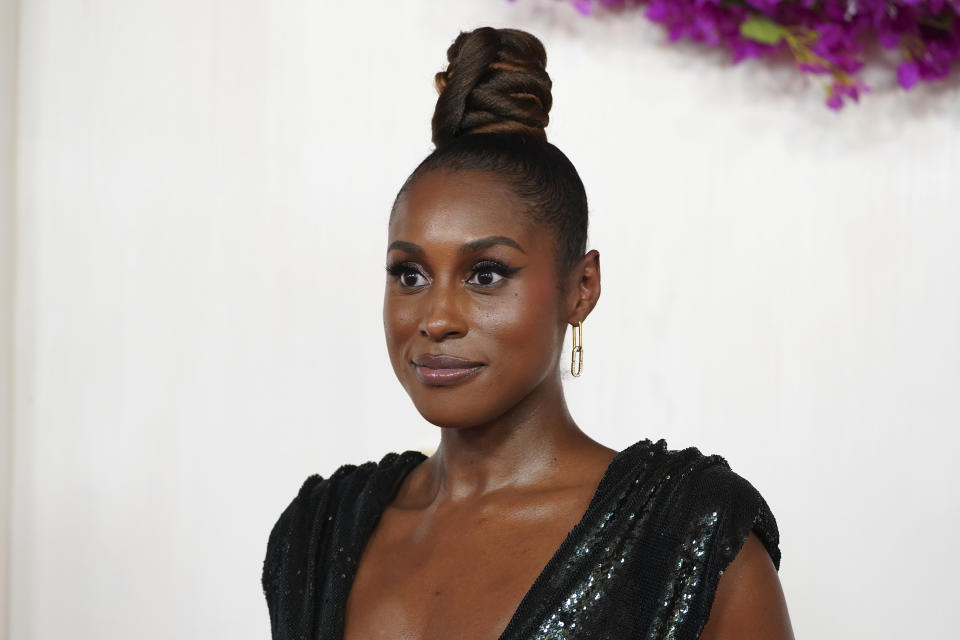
[383,169,569,429]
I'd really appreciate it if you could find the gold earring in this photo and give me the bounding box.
[570,321,583,377]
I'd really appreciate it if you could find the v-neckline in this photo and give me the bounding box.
[338,441,647,640]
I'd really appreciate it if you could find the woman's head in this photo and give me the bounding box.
[398,27,589,277]
[383,27,600,429]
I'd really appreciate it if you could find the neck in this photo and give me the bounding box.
[423,371,593,500]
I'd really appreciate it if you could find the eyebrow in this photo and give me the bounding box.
[386,236,526,255]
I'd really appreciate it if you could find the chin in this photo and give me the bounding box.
[396,365,550,430]
[406,382,543,432]
[409,395,500,430]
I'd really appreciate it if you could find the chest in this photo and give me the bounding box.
[342,494,590,640]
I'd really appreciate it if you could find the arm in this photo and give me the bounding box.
[698,533,795,640]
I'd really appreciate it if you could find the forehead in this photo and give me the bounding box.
[389,170,543,250]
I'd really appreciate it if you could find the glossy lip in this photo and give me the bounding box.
[413,354,483,368]
[412,353,485,387]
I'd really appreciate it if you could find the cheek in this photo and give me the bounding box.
[383,292,418,355]
[478,278,561,369]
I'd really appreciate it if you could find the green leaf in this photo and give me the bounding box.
[740,16,785,45]
[919,15,955,31]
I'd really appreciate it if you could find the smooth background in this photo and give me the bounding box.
[2,0,19,637]
[4,0,959,638]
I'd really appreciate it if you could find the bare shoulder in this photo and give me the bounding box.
[698,532,795,640]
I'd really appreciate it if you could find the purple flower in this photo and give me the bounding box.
[549,0,960,108]
[745,0,782,12]
[826,78,869,108]
[573,0,594,15]
[731,37,771,61]
[644,0,671,21]
[877,30,901,49]
[826,92,844,109]
[898,60,921,88]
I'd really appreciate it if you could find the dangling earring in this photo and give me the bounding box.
[570,320,583,377]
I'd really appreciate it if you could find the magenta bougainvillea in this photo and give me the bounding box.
[552,0,960,108]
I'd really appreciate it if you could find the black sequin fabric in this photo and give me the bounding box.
[262,439,780,640]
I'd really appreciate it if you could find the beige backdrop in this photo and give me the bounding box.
[1,0,19,638]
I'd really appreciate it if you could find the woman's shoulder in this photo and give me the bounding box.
[291,450,426,505]
[268,449,428,533]
[613,438,781,569]
[261,449,428,625]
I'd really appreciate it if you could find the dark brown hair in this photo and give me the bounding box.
[396,27,589,275]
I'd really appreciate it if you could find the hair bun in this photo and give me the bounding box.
[431,27,553,148]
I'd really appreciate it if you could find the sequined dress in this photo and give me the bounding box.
[261,438,780,640]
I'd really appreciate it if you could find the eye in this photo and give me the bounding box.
[467,267,503,286]
[401,270,428,287]
[387,262,430,289]
[465,260,517,287]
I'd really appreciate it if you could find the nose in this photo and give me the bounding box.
[419,281,468,341]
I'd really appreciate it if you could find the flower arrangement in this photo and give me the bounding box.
[551,0,960,108]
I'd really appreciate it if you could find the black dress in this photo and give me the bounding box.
[262,438,781,640]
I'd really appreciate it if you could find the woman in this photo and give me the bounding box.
[263,27,793,640]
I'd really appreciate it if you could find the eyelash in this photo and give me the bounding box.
[385,259,520,288]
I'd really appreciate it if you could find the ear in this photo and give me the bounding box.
[564,249,601,325]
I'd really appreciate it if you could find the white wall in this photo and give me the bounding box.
[1,2,19,640]
[8,0,959,638]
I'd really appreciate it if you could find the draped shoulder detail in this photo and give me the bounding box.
[626,441,781,639]
[261,440,780,640]
[261,450,427,640]
[498,439,781,640]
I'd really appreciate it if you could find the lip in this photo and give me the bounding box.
[413,354,483,369]
[412,354,485,387]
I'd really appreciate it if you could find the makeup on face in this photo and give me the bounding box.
[383,170,565,428]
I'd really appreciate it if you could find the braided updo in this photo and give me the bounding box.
[395,27,588,276]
